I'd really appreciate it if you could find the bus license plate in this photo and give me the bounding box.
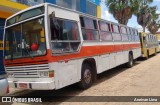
[19,83,28,89]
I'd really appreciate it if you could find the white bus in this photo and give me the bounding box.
[3,3,141,90]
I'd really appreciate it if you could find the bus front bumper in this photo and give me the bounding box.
[8,80,55,90]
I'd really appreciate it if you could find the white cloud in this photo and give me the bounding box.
[102,10,112,20]
[138,25,142,29]
[100,0,118,22]
[101,0,111,20]
[137,25,150,33]
[156,10,160,14]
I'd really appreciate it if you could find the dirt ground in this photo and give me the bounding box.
[3,54,160,105]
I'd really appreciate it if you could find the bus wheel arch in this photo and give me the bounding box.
[79,58,97,89]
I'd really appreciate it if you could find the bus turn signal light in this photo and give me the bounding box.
[49,71,54,77]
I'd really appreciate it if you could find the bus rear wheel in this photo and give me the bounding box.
[126,53,133,68]
[79,63,93,89]
[154,48,157,55]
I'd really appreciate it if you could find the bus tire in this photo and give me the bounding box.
[145,54,148,60]
[154,48,157,55]
[147,50,150,58]
[145,51,149,59]
[79,63,93,89]
[126,53,133,68]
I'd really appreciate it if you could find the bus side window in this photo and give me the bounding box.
[127,28,131,41]
[111,24,121,41]
[80,16,99,40]
[50,17,63,40]
[132,29,135,41]
[72,22,78,40]
[50,17,81,54]
[98,21,112,41]
[135,30,139,42]
[121,26,128,41]
[130,29,134,41]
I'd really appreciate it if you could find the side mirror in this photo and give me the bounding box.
[49,12,55,18]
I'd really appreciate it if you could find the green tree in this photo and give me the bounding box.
[136,0,153,32]
[106,0,141,25]
[147,6,160,34]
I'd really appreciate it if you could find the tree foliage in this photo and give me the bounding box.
[106,0,141,25]
[105,0,160,33]
[147,6,160,34]
[135,0,154,32]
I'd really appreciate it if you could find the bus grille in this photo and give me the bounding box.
[5,64,49,78]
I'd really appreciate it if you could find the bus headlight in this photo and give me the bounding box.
[39,72,49,77]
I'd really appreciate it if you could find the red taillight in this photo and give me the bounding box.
[49,71,54,77]
[6,85,9,94]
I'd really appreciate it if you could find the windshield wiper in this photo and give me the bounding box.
[21,39,34,59]
[10,49,14,60]
[23,47,34,59]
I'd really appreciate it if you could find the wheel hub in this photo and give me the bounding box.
[84,69,91,84]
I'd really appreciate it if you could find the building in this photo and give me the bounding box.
[0,0,28,74]
[11,0,101,17]
[0,0,101,73]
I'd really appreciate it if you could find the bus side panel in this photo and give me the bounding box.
[97,50,129,74]
[115,51,124,66]
[109,53,116,69]
[133,48,141,59]
[123,50,129,63]
[149,46,157,55]
[50,60,80,89]
[97,54,110,73]
[144,48,148,57]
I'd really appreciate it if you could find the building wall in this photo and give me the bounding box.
[0,0,28,74]
[11,0,44,6]
[11,0,101,17]
[45,0,100,17]
[0,19,5,74]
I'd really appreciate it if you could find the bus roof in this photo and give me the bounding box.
[6,3,137,30]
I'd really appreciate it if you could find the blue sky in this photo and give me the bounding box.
[101,0,160,29]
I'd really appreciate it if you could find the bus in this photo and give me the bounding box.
[139,32,158,59]
[3,3,141,90]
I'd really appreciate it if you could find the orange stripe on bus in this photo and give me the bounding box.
[4,43,140,66]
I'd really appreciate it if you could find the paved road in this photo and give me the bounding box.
[3,54,160,105]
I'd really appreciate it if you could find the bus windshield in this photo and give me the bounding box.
[4,17,46,60]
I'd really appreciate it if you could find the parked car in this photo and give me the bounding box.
[0,73,9,96]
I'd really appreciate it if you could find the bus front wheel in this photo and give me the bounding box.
[79,63,93,89]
